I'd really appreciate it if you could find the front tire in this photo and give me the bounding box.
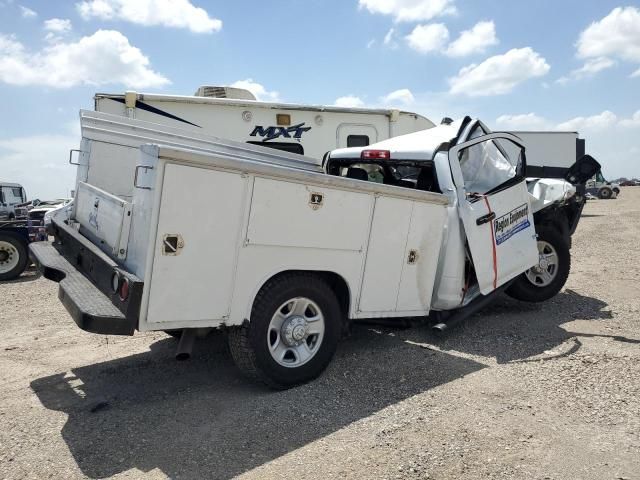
[0,233,28,281]
[228,273,342,389]
[598,187,613,199]
[505,227,570,303]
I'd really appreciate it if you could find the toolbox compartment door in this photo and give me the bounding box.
[75,182,133,261]
[145,163,248,325]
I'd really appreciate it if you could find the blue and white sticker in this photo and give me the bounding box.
[494,204,530,245]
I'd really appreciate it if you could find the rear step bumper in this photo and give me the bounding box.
[29,237,141,336]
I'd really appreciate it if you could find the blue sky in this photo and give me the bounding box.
[0,0,639,198]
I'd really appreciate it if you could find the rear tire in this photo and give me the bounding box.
[505,227,570,303]
[0,233,28,281]
[598,187,613,199]
[228,273,342,389]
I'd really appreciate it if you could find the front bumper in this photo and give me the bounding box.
[29,219,143,335]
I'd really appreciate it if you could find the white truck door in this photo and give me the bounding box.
[449,132,539,295]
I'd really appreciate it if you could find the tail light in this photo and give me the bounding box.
[119,278,130,301]
[361,149,390,160]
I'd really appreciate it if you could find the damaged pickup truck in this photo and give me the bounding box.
[31,113,599,388]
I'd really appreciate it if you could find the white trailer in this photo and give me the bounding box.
[31,114,598,388]
[94,86,434,163]
[507,131,584,178]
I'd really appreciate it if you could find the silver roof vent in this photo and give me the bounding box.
[194,85,256,100]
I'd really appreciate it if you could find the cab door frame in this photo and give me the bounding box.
[448,131,539,295]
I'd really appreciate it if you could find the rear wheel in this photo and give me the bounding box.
[505,227,570,303]
[228,273,342,389]
[0,233,28,281]
[598,187,613,199]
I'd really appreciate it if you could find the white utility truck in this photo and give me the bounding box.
[95,86,434,161]
[30,113,599,388]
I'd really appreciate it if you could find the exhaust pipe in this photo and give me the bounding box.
[175,329,197,361]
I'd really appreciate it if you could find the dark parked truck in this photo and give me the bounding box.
[31,113,600,388]
[0,221,30,281]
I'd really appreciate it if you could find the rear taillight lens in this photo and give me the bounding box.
[361,149,390,160]
[119,278,130,301]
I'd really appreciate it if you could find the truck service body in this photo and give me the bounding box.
[94,87,434,163]
[31,111,598,388]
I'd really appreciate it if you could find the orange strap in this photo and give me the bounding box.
[482,196,498,290]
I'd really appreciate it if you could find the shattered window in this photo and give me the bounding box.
[458,139,522,195]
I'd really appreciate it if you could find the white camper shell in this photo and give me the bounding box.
[31,113,597,388]
[94,87,434,163]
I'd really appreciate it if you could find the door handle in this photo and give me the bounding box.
[476,212,496,225]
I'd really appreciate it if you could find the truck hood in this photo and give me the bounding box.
[527,178,576,213]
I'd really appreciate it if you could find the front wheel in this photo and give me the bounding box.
[505,227,570,303]
[0,233,29,281]
[228,273,342,389]
[598,187,613,199]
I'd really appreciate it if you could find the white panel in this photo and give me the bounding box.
[511,132,577,169]
[75,182,132,258]
[147,164,247,323]
[359,197,412,312]
[247,177,372,251]
[85,142,138,200]
[396,202,447,312]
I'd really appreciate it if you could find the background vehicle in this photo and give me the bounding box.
[0,220,30,281]
[0,182,28,220]
[95,86,435,162]
[586,171,620,199]
[31,114,599,388]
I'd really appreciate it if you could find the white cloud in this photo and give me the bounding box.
[556,111,618,131]
[405,23,449,54]
[449,47,550,96]
[619,110,640,127]
[76,0,222,34]
[574,6,640,78]
[556,57,616,84]
[230,79,280,102]
[334,95,366,108]
[445,20,498,57]
[0,130,78,200]
[366,39,375,49]
[495,113,551,130]
[383,28,398,48]
[0,30,169,88]
[19,4,36,17]
[380,88,415,106]
[632,67,640,78]
[44,18,72,33]
[358,0,456,22]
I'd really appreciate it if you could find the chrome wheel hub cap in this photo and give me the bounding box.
[525,240,558,287]
[267,297,325,368]
[282,316,308,346]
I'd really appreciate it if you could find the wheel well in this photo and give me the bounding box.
[257,270,351,319]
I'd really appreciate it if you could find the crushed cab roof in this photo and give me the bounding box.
[329,118,467,161]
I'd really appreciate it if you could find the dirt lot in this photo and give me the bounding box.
[1,188,639,480]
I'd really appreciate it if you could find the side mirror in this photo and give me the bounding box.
[565,154,601,185]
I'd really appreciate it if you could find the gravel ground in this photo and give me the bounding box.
[1,188,639,480]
